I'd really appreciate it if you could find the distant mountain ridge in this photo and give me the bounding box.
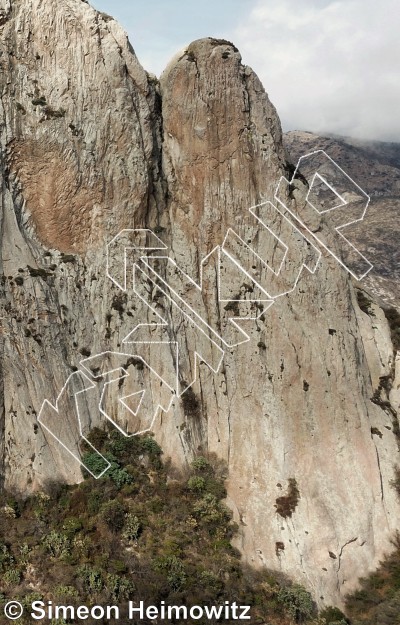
[284,131,400,308]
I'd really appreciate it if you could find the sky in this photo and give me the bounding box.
[92,0,400,142]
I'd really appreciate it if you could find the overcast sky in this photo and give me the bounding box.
[92,0,400,142]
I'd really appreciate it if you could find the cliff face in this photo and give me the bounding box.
[0,0,164,482]
[0,0,399,607]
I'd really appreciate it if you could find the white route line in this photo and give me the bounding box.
[38,371,111,479]
[278,149,373,280]
[80,351,175,434]
[38,149,374,477]
[123,263,225,396]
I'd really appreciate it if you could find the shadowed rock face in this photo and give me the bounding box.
[0,0,399,607]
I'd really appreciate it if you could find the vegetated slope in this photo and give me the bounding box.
[284,131,400,308]
[0,429,325,625]
[2,426,400,624]
[345,533,400,625]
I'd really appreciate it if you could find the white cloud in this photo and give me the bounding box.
[234,0,400,141]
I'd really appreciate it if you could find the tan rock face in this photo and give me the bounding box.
[0,1,399,608]
[159,39,286,275]
[1,0,157,254]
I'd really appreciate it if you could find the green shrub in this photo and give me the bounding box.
[19,543,31,563]
[107,430,133,456]
[122,513,141,542]
[203,476,227,499]
[277,584,315,622]
[44,531,70,559]
[191,456,211,473]
[54,585,79,602]
[87,490,103,515]
[105,573,135,601]
[0,543,14,570]
[77,565,103,595]
[62,517,83,538]
[2,568,22,587]
[81,452,109,478]
[140,436,162,457]
[153,555,186,591]
[100,500,125,532]
[200,570,224,592]
[5,497,21,517]
[187,476,206,492]
[21,592,43,609]
[107,461,134,489]
[86,427,108,450]
[72,535,91,559]
[193,493,231,526]
[109,559,127,574]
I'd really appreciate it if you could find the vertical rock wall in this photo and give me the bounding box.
[0,1,399,606]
